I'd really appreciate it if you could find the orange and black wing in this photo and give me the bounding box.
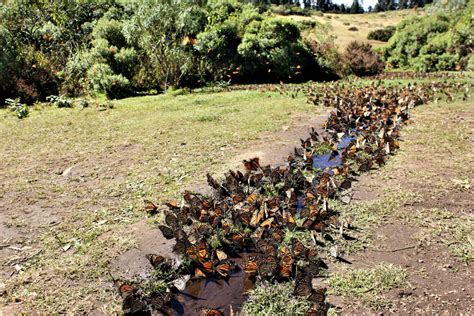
[144,199,158,215]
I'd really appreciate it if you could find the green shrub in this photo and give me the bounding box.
[382,4,473,71]
[367,26,395,42]
[305,39,343,79]
[46,95,73,108]
[468,54,474,71]
[92,16,126,48]
[6,98,29,119]
[237,18,314,82]
[86,63,130,99]
[343,41,384,76]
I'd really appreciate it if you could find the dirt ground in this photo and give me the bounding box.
[0,94,327,313]
[1,90,471,313]
[326,100,473,314]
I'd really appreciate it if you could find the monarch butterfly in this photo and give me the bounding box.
[201,261,214,274]
[305,302,328,316]
[257,255,277,278]
[143,199,158,215]
[292,239,307,258]
[186,240,208,262]
[244,256,258,275]
[271,228,283,243]
[148,290,172,310]
[214,249,228,261]
[238,210,251,226]
[165,213,179,229]
[145,254,166,268]
[246,192,258,205]
[215,260,233,278]
[231,193,244,203]
[256,239,276,255]
[260,217,274,229]
[197,209,209,222]
[250,208,265,227]
[177,208,191,226]
[293,273,312,297]
[118,283,135,298]
[158,225,174,240]
[199,307,223,316]
[164,200,178,210]
[194,267,207,278]
[229,232,245,248]
[243,157,261,171]
[278,254,293,279]
[309,287,326,303]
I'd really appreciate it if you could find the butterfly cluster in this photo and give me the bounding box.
[116,79,470,315]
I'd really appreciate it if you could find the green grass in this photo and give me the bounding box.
[328,264,408,308]
[243,281,311,316]
[0,90,318,313]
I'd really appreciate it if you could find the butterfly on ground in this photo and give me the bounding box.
[143,199,158,215]
[199,307,223,316]
[243,157,261,171]
[158,225,174,239]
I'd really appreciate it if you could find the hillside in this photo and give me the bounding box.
[283,9,423,49]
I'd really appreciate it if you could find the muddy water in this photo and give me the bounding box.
[169,254,255,315]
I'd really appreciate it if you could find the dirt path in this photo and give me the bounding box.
[326,100,473,314]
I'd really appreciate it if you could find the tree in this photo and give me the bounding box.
[350,0,364,13]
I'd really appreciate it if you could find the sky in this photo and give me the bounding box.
[329,0,379,9]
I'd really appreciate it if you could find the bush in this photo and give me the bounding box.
[348,26,358,31]
[6,98,29,119]
[305,39,343,79]
[237,18,315,82]
[343,41,384,76]
[367,26,395,41]
[272,5,312,16]
[382,4,473,71]
[46,95,73,108]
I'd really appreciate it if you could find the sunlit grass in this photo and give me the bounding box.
[328,264,408,308]
[0,89,318,313]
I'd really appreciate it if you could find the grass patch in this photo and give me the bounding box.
[0,89,318,313]
[243,281,311,315]
[328,264,407,308]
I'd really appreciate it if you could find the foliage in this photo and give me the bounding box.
[367,25,395,41]
[0,0,346,103]
[271,5,312,16]
[237,18,315,82]
[0,0,115,104]
[343,41,384,76]
[5,98,29,119]
[382,3,473,71]
[46,95,73,108]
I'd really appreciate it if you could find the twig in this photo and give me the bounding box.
[372,245,416,253]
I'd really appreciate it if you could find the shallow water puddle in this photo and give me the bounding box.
[170,254,255,315]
